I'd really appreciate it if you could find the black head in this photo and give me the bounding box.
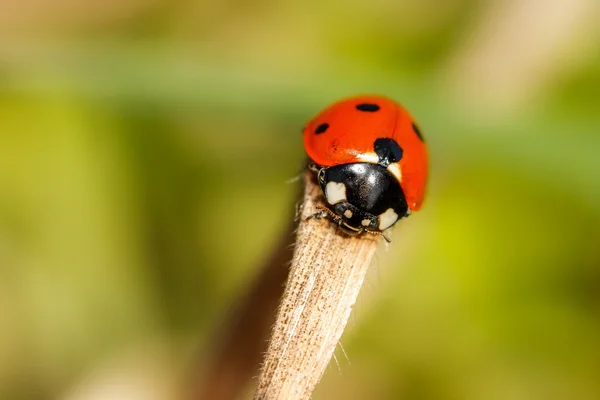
[318,163,409,233]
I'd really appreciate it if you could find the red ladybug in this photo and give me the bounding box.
[303,95,428,241]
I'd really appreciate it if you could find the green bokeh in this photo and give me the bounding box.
[1,1,599,399]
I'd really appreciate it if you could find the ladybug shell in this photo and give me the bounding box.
[303,95,428,211]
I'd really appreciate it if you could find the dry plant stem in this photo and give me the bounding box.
[254,171,381,400]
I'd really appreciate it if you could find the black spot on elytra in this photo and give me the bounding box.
[412,122,424,142]
[314,123,329,134]
[374,138,403,167]
[356,103,380,112]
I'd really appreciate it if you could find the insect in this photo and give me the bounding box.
[303,95,428,241]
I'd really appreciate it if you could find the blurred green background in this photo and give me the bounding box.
[1,0,600,399]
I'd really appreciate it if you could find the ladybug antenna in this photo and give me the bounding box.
[365,229,391,243]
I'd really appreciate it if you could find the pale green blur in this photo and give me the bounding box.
[1,1,600,399]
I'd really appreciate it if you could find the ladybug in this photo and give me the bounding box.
[303,95,428,241]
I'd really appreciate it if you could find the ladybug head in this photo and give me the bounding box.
[316,162,409,234]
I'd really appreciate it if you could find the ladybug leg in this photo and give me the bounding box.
[307,163,320,173]
[307,163,329,185]
[305,210,327,221]
[317,168,327,185]
[305,205,333,221]
[321,205,345,226]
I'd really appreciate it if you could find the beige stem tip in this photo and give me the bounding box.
[254,170,381,400]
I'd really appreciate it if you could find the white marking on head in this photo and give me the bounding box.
[343,209,353,219]
[356,153,402,183]
[378,208,399,230]
[325,181,347,205]
[361,219,371,227]
[355,152,379,164]
[387,163,402,182]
